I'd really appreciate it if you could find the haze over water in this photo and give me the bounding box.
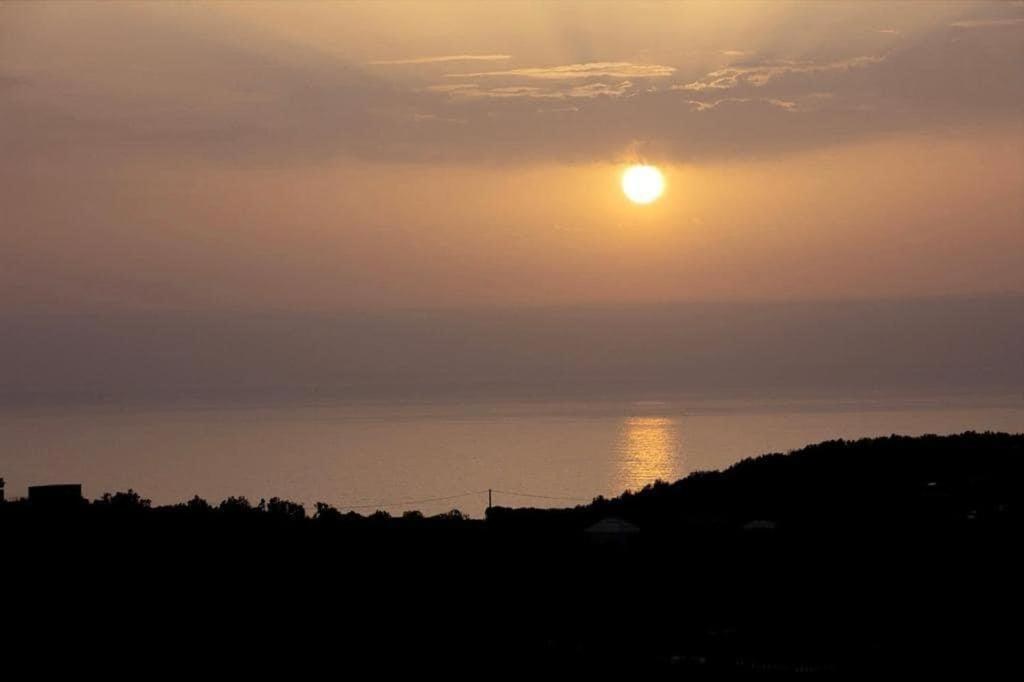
[3,297,1022,515]
[4,396,1021,517]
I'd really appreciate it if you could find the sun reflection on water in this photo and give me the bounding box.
[614,416,683,493]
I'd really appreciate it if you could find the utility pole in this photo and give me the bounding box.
[488,488,492,510]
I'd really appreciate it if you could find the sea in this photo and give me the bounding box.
[2,395,1022,517]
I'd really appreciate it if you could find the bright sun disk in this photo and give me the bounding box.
[622,164,665,204]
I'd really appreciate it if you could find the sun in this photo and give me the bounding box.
[621,164,665,204]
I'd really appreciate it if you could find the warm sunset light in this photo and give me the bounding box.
[621,165,665,204]
[4,1,1023,670]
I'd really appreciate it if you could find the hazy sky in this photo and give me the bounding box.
[2,0,1022,313]
[2,297,1020,404]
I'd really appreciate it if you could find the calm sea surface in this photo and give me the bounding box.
[2,396,1022,517]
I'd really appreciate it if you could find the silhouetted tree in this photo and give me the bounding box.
[267,497,306,521]
[218,496,253,513]
[314,501,343,521]
[185,495,211,512]
[436,509,466,521]
[95,489,151,510]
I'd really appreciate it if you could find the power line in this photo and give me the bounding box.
[490,489,590,502]
[335,490,488,510]
[331,487,590,511]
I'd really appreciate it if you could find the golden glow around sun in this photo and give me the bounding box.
[621,165,665,204]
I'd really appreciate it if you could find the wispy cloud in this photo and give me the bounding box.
[369,54,512,66]
[428,80,635,99]
[678,56,882,91]
[446,61,675,80]
[5,2,1022,170]
[685,97,797,112]
[948,17,1024,29]
[425,84,480,94]
[409,112,467,125]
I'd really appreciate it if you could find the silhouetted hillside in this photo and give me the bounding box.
[489,431,1022,534]
[2,432,1021,674]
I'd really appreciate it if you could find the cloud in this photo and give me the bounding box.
[409,112,467,125]
[685,97,797,112]
[426,60,671,101]
[425,84,480,94]
[949,18,1024,29]
[2,4,1022,168]
[368,54,512,65]
[677,56,883,92]
[428,80,635,100]
[446,61,675,80]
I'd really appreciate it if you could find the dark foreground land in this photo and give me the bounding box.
[3,432,1022,674]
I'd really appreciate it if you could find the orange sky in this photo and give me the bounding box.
[1,1,1022,312]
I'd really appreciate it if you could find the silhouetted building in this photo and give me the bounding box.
[28,484,83,507]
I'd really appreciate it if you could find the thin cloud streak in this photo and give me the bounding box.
[447,61,675,80]
[685,97,797,112]
[369,54,512,65]
[427,80,635,100]
[949,18,1024,29]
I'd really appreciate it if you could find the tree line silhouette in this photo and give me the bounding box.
[9,431,1017,531]
[2,431,1021,674]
